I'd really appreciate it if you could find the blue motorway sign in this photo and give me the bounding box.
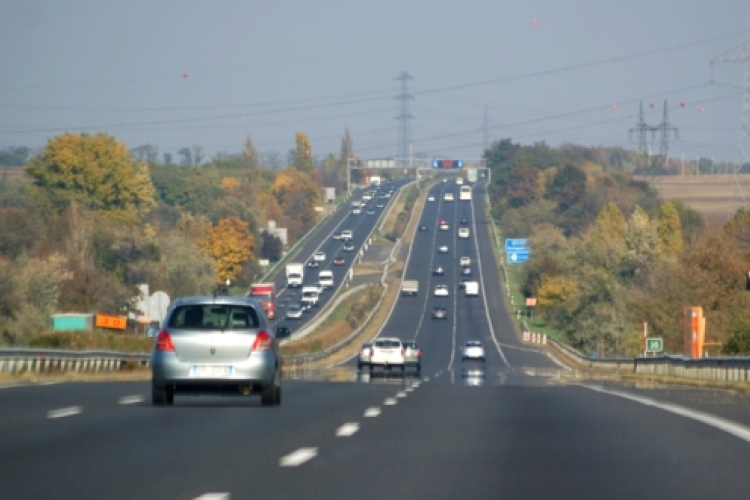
[505,238,530,264]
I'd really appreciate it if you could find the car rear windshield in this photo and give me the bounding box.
[168,305,260,330]
[465,341,483,347]
[375,340,401,348]
[403,342,418,349]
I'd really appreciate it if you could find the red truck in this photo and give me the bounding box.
[247,283,276,320]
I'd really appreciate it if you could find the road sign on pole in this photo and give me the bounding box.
[646,337,663,353]
[505,239,530,264]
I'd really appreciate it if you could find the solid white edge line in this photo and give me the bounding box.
[582,384,750,445]
[336,422,360,437]
[279,448,318,467]
[447,189,459,371]
[47,406,82,419]
[118,395,144,405]
[471,181,511,368]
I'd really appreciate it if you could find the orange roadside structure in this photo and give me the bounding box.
[682,306,705,358]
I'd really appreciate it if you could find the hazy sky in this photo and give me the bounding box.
[0,0,748,164]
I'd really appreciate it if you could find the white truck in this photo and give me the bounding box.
[464,281,479,297]
[286,263,304,287]
[401,280,419,296]
[370,176,382,187]
[301,286,320,307]
[318,270,334,289]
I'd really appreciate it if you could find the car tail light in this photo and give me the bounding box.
[155,331,175,352]
[251,330,273,351]
[417,350,421,357]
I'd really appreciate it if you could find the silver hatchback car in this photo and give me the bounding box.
[151,296,282,406]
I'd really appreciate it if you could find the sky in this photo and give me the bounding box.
[0,0,748,165]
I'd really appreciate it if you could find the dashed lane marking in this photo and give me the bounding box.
[336,423,360,437]
[396,391,407,398]
[364,407,381,417]
[384,398,398,406]
[118,395,144,405]
[47,406,82,419]
[280,448,318,467]
[193,494,230,500]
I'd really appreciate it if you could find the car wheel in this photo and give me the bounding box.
[152,383,173,406]
[401,365,405,373]
[369,364,375,374]
[261,369,281,406]
[416,365,421,373]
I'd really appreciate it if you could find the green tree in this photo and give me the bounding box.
[657,202,682,256]
[241,135,260,186]
[25,133,156,223]
[294,132,314,173]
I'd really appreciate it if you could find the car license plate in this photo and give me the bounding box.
[190,365,234,377]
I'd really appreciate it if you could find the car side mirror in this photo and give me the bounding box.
[276,326,291,339]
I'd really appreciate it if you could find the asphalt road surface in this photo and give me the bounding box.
[3,179,750,499]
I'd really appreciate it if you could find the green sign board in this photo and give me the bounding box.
[646,337,663,353]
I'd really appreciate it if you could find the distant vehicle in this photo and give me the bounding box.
[460,217,469,225]
[441,178,447,183]
[462,340,485,362]
[352,200,362,208]
[332,232,343,240]
[458,228,470,239]
[438,246,449,254]
[366,210,376,215]
[318,270,334,289]
[301,286,320,308]
[433,266,445,275]
[342,240,355,251]
[459,185,472,201]
[459,278,469,289]
[362,192,373,201]
[431,305,448,319]
[433,284,449,297]
[439,220,449,231]
[462,267,472,276]
[247,283,276,320]
[402,341,422,373]
[333,256,345,265]
[460,256,471,266]
[307,260,319,268]
[286,303,304,320]
[357,343,373,371]
[341,229,353,239]
[401,280,419,296]
[369,337,405,373]
[427,196,435,201]
[313,251,326,261]
[419,224,429,232]
[456,177,464,185]
[151,296,281,406]
[464,281,479,297]
[286,263,304,287]
[376,202,385,208]
[352,207,362,215]
[444,192,455,202]
[370,176,382,187]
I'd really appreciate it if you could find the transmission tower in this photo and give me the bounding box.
[628,101,678,173]
[657,101,679,165]
[629,102,650,165]
[712,0,750,215]
[395,72,414,167]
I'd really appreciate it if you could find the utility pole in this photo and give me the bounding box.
[482,106,490,152]
[712,0,750,214]
[395,72,414,168]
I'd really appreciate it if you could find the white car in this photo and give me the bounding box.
[352,208,362,215]
[442,179,447,183]
[438,246,449,254]
[286,303,304,319]
[369,337,406,373]
[341,230,353,239]
[460,256,471,267]
[462,340,485,362]
[444,192,454,201]
[438,220,449,231]
[456,177,464,185]
[458,228,470,239]
[427,196,435,202]
[313,251,326,261]
[433,284,449,297]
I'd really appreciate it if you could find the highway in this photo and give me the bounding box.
[4,179,750,499]
[268,179,410,336]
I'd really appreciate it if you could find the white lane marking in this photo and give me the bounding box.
[423,377,429,381]
[364,407,381,417]
[118,395,144,405]
[0,384,25,390]
[411,382,420,388]
[336,422,360,437]
[396,391,407,398]
[384,397,398,405]
[279,448,318,467]
[405,387,414,392]
[40,381,62,386]
[47,406,82,419]
[193,494,231,500]
[448,191,459,370]
[471,182,510,368]
[583,385,750,445]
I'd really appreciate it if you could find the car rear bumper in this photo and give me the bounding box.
[152,351,277,390]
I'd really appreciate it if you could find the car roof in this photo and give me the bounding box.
[172,296,260,307]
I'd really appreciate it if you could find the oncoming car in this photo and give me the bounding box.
[151,296,282,406]
[438,245,449,254]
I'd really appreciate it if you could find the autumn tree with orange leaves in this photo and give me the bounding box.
[196,216,255,284]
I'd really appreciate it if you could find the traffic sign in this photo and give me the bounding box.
[646,337,663,353]
[505,238,530,264]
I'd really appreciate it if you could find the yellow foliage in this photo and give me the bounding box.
[538,275,579,310]
[221,177,241,193]
[196,216,255,283]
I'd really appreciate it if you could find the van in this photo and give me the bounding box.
[464,281,479,297]
[318,270,334,289]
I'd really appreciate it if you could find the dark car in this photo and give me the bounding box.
[333,256,345,265]
[151,296,281,406]
[342,240,355,251]
[419,224,429,232]
[462,267,472,276]
[431,305,448,319]
[433,266,445,275]
[460,217,469,225]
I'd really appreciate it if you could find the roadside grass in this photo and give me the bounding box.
[25,331,153,353]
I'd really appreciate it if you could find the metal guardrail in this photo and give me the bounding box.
[0,348,151,375]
